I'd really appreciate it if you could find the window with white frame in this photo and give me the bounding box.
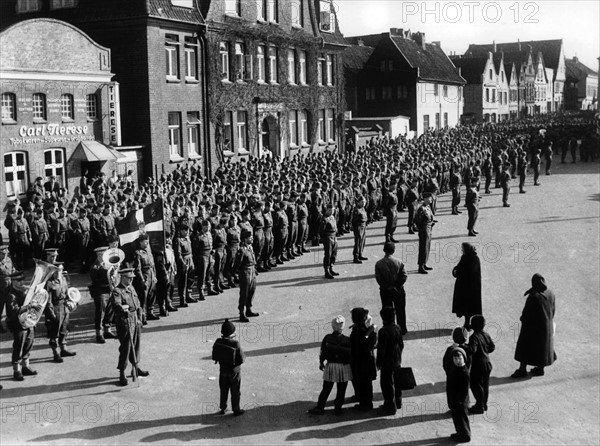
[225,0,241,15]
[166,34,179,80]
[220,41,230,81]
[267,0,278,22]
[298,50,306,84]
[235,42,246,81]
[223,111,233,151]
[423,115,430,130]
[268,46,278,83]
[492,89,496,103]
[318,109,325,142]
[434,84,439,97]
[236,111,248,151]
[50,0,77,9]
[44,148,65,187]
[289,110,298,146]
[32,93,46,121]
[60,94,74,121]
[4,152,28,197]
[187,112,201,157]
[168,112,182,158]
[317,54,324,85]
[16,0,40,13]
[326,54,333,86]
[86,94,97,120]
[257,0,266,20]
[503,92,507,104]
[291,0,303,27]
[1,93,16,122]
[326,108,335,142]
[185,37,198,80]
[435,113,440,129]
[257,45,266,82]
[485,88,490,102]
[444,112,448,128]
[443,85,448,97]
[299,109,308,145]
[287,49,296,84]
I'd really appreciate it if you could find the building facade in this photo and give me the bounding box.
[565,57,598,111]
[1,18,120,203]
[202,0,347,161]
[1,0,214,178]
[345,29,465,136]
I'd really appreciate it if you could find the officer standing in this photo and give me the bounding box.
[193,219,216,299]
[89,246,116,343]
[234,230,259,323]
[518,151,528,194]
[466,179,480,237]
[5,270,39,381]
[30,209,49,261]
[133,234,158,322]
[500,163,512,208]
[319,203,339,279]
[351,195,368,264]
[374,242,408,334]
[173,224,196,307]
[110,267,149,386]
[296,193,310,254]
[384,180,399,243]
[262,199,275,269]
[9,208,31,270]
[450,166,463,215]
[45,262,76,362]
[72,207,91,272]
[415,193,435,274]
[405,181,419,235]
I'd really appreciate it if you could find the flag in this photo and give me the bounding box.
[116,199,165,261]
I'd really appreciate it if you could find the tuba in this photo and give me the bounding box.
[19,259,59,329]
[102,248,125,291]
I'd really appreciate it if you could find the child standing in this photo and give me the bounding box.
[212,319,245,416]
[468,314,495,414]
[447,347,471,443]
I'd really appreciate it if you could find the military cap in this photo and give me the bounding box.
[118,267,135,277]
[94,246,109,254]
[138,233,149,241]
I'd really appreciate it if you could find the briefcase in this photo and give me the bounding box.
[212,341,236,367]
[398,367,416,390]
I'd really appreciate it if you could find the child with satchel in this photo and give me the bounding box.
[212,319,246,416]
[308,315,353,415]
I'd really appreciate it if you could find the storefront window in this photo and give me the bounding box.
[4,152,28,197]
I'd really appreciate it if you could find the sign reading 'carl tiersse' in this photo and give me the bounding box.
[9,124,94,145]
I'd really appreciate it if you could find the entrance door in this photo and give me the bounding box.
[260,115,280,159]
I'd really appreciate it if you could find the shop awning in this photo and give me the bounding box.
[69,141,127,162]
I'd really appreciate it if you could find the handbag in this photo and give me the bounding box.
[398,367,416,390]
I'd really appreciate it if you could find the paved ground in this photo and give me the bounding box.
[1,159,599,446]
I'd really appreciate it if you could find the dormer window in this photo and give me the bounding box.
[319,0,335,32]
[50,0,78,9]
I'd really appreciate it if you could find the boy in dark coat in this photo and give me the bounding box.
[212,319,246,416]
[468,315,495,414]
[447,347,471,443]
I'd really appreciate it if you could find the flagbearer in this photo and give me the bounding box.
[89,246,116,344]
[111,267,149,386]
[133,233,158,323]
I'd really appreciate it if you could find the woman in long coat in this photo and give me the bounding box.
[452,243,482,329]
[511,273,556,378]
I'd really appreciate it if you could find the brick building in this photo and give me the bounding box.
[201,0,347,161]
[0,0,214,178]
[0,18,120,204]
[345,29,465,136]
[565,57,598,111]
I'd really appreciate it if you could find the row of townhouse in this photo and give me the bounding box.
[450,40,567,123]
[0,0,347,203]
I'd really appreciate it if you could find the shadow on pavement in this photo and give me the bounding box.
[0,376,117,399]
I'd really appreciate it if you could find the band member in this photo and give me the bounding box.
[30,209,50,261]
[45,262,76,362]
[5,271,39,381]
[133,234,158,322]
[89,246,116,343]
[0,243,15,334]
[72,207,91,272]
[233,230,259,323]
[110,267,148,386]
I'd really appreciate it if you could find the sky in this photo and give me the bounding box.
[335,0,600,70]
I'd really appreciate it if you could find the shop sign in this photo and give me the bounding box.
[108,83,122,146]
[9,124,94,145]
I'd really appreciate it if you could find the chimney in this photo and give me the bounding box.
[413,32,426,50]
[432,40,441,48]
[493,40,496,52]
[573,56,578,63]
